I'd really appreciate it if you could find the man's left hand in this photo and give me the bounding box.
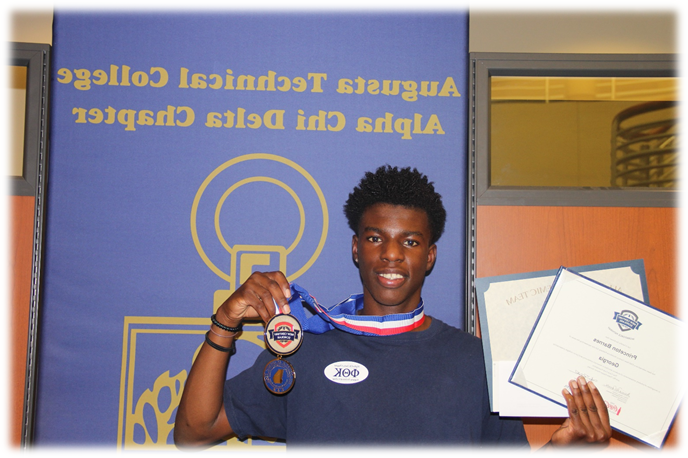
[549,376,612,447]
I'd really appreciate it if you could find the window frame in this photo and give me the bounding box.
[469,52,678,208]
[8,42,51,446]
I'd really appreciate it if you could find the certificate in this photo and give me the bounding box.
[510,268,683,448]
[475,260,648,416]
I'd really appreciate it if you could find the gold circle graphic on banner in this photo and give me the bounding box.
[214,177,306,256]
[190,153,329,287]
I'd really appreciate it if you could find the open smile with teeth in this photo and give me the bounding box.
[379,273,405,280]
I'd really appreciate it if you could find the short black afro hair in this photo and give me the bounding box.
[344,165,446,245]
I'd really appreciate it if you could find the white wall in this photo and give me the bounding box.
[7,8,678,52]
[8,9,53,44]
[469,10,677,53]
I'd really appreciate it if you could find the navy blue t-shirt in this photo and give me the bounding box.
[224,317,529,446]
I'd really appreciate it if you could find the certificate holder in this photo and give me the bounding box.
[475,259,647,415]
[510,268,683,448]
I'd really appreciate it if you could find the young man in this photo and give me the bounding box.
[174,165,611,447]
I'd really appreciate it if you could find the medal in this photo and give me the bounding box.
[263,358,296,395]
[264,313,303,356]
[263,312,303,394]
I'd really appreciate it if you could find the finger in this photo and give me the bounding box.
[263,271,292,314]
[562,386,577,424]
[249,272,292,322]
[577,377,605,432]
[253,274,289,317]
[248,278,282,323]
[221,290,267,324]
[588,380,612,439]
[226,272,278,323]
[220,271,292,325]
[565,379,595,441]
[250,288,275,323]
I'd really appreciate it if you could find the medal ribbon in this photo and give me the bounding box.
[285,283,425,336]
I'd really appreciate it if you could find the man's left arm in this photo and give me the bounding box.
[546,376,612,447]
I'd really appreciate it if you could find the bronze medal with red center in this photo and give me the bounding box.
[264,313,303,356]
[263,313,302,394]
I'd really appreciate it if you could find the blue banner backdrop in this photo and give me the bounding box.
[37,12,468,448]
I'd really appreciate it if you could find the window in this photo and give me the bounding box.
[9,42,51,197]
[469,53,678,207]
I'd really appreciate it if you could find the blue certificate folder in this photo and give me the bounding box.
[509,267,681,448]
[475,260,648,412]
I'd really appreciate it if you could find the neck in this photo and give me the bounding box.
[357,294,430,333]
[412,315,432,332]
[360,292,423,317]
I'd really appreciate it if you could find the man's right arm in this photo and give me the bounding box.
[173,271,292,449]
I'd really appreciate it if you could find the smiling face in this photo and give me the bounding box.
[352,203,437,316]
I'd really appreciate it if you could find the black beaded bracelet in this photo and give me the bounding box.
[204,331,237,355]
[211,313,243,333]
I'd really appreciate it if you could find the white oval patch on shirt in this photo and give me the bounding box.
[324,361,369,384]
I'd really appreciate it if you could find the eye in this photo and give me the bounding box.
[404,239,420,247]
[366,235,381,243]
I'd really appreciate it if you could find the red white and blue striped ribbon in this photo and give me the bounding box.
[286,283,425,336]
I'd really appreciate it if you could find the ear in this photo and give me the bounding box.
[351,234,359,265]
[426,244,437,273]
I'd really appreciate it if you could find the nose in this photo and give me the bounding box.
[380,240,403,263]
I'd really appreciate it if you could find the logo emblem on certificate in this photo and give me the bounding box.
[613,309,643,332]
[263,313,302,394]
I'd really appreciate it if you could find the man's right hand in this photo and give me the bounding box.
[216,271,293,327]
